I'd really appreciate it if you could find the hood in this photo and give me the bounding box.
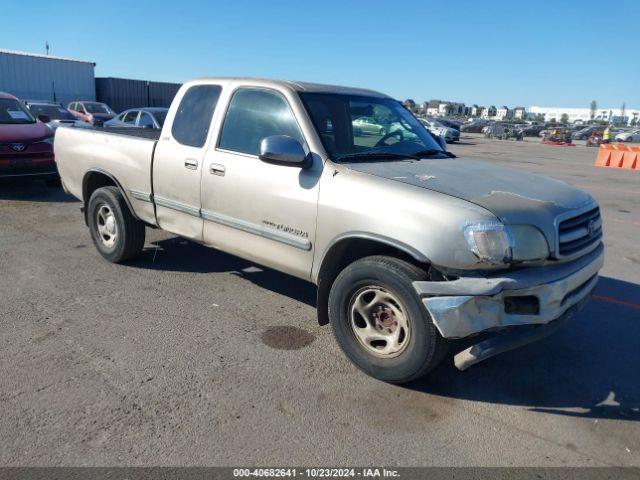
[0,121,52,142]
[345,157,595,244]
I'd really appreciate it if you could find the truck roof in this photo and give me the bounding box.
[190,77,389,98]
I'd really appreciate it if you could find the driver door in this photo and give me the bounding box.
[200,86,321,279]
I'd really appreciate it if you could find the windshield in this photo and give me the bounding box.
[27,104,76,121]
[84,102,114,114]
[299,93,443,161]
[0,98,36,124]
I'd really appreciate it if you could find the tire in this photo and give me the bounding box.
[87,186,145,263]
[329,255,448,383]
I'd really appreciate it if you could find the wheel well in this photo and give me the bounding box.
[315,237,428,326]
[83,171,117,205]
[82,170,136,225]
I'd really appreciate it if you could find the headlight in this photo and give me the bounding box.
[463,222,513,265]
[509,225,550,261]
[41,137,54,145]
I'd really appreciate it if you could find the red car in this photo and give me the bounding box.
[0,92,57,183]
[67,101,116,126]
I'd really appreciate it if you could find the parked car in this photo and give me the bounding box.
[572,126,602,140]
[521,124,546,137]
[461,120,489,133]
[55,77,603,383]
[484,123,523,140]
[24,100,91,131]
[0,92,57,184]
[420,118,459,142]
[352,116,387,136]
[615,130,640,142]
[67,101,116,126]
[435,118,461,131]
[104,108,169,130]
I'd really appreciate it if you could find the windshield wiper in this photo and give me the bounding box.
[412,149,457,158]
[335,152,421,162]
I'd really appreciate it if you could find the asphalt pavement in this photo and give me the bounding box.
[0,133,638,466]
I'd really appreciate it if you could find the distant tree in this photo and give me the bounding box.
[403,99,416,112]
[590,100,597,121]
[549,118,557,124]
[560,113,569,124]
[620,102,626,125]
[535,113,545,123]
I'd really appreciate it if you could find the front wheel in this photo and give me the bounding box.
[87,186,145,263]
[329,256,448,383]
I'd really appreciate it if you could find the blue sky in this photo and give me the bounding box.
[2,0,638,107]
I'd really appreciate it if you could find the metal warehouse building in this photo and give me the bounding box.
[95,77,181,113]
[0,49,96,105]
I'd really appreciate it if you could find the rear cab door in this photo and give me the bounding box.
[152,82,223,241]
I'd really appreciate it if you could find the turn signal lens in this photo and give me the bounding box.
[463,222,513,265]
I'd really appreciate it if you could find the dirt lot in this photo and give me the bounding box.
[0,133,638,466]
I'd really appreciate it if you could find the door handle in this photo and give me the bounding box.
[210,163,226,176]
[184,158,198,170]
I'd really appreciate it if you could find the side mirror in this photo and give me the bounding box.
[38,114,51,123]
[259,135,309,168]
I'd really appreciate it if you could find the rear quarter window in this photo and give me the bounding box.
[171,85,222,148]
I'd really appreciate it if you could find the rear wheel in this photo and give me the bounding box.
[87,186,145,263]
[329,256,448,383]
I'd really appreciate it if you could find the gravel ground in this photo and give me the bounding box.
[0,133,638,466]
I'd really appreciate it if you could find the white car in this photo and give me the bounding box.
[419,118,459,143]
[615,130,640,143]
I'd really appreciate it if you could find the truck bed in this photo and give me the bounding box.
[55,123,159,227]
[91,126,162,141]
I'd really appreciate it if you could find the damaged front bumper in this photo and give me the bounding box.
[413,243,604,340]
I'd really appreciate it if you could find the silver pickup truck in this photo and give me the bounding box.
[55,78,604,383]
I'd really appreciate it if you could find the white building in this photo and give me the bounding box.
[513,107,526,119]
[426,100,441,116]
[425,99,465,117]
[528,106,640,125]
[481,106,497,119]
[442,102,465,116]
[495,106,511,120]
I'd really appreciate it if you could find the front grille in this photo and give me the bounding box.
[0,152,53,160]
[557,207,602,257]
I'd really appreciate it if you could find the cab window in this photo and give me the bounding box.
[171,85,222,148]
[218,88,304,156]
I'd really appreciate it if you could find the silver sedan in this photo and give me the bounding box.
[104,108,168,129]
